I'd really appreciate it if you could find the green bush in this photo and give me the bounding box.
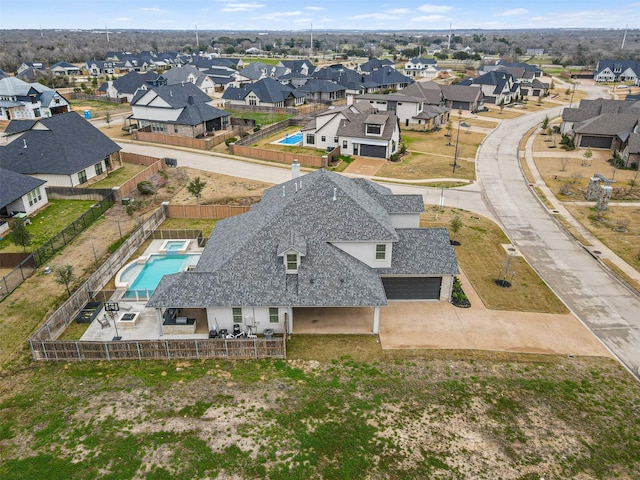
[137,181,155,195]
[225,137,237,146]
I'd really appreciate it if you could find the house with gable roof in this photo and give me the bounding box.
[222,77,305,108]
[351,92,449,130]
[50,61,82,76]
[0,111,121,187]
[0,77,69,121]
[594,59,640,83]
[147,168,459,335]
[460,70,519,105]
[161,65,217,95]
[98,70,159,101]
[130,82,230,137]
[301,103,400,159]
[0,167,48,234]
[403,57,440,79]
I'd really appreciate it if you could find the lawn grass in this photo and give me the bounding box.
[159,218,218,237]
[0,200,97,252]
[68,99,131,119]
[421,206,569,314]
[0,351,638,479]
[226,109,291,126]
[89,162,148,189]
[564,204,640,276]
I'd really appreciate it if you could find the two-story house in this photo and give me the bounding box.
[301,103,400,159]
[147,168,459,335]
[130,82,230,137]
[0,77,69,121]
[403,57,440,79]
[222,77,305,108]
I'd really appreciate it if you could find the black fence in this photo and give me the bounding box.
[32,193,115,267]
[0,192,115,299]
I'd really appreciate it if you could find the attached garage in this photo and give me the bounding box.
[382,276,442,300]
[579,135,613,149]
[359,144,387,158]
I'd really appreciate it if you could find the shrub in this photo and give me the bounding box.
[137,180,155,195]
[253,125,261,132]
[225,137,237,146]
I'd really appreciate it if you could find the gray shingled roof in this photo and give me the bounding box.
[0,112,121,176]
[378,229,459,275]
[573,114,639,136]
[222,77,305,104]
[147,169,454,309]
[0,166,45,209]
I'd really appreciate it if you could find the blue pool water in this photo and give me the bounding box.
[165,240,187,251]
[122,254,199,298]
[276,132,303,145]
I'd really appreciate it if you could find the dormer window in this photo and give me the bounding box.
[366,123,382,135]
[375,244,387,260]
[286,253,299,273]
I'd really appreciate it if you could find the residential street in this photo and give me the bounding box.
[118,91,640,378]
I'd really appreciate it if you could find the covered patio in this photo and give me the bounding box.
[292,307,375,334]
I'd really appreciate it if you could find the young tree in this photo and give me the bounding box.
[499,98,505,114]
[541,115,550,131]
[445,119,453,145]
[8,218,31,252]
[628,169,640,193]
[53,265,75,297]
[187,177,207,198]
[582,147,593,166]
[560,156,569,171]
[449,216,463,245]
[104,110,111,128]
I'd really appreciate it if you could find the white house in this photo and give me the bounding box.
[302,103,401,159]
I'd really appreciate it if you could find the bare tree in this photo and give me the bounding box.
[53,265,76,297]
[560,156,569,171]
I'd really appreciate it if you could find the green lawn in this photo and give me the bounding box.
[89,163,147,189]
[226,109,291,126]
[0,200,97,252]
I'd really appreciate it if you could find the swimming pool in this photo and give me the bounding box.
[276,132,303,145]
[159,239,191,254]
[116,253,200,299]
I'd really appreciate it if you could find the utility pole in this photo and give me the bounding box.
[195,24,199,50]
[106,26,109,43]
[621,24,628,50]
[452,113,461,174]
[310,23,313,57]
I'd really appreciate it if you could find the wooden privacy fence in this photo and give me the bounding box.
[166,204,250,219]
[231,145,329,167]
[121,151,161,167]
[117,160,164,200]
[30,337,286,361]
[133,129,238,150]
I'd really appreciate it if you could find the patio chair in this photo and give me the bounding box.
[98,315,110,329]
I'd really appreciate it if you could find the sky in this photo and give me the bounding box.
[1,0,638,31]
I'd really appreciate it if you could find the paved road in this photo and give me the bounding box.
[476,105,640,378]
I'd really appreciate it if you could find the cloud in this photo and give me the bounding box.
[386,8,410,14]
[410,15,447,23]
[417,4,454,13]
[221,3,265,12]
[112,17,132,22]
[264,11,303,19]
[350,13,399,20]
[497,8,529,16]
[304,6,325,11]
[139,7,162,13]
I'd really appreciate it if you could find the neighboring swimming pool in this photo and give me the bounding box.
[276,131,303,145]
[116,253,200,299]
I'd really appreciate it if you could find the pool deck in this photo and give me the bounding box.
[80,239,206,342]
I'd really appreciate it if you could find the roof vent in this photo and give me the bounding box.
[23,139,27,148]
[291,159,300,179]
[332,187,337,201]
[187,95,194,105]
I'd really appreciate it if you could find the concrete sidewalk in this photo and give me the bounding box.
[523,133,640,287]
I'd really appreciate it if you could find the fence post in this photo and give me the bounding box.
[225,338,229,359]
[46,323,52,340]
[76,342,81,361]
[42,342,48,361]
[29,339,36,360]
[137,341,141,360]
[165,341,170,359]
[195,340,200,359]
[104,343,110,361]
[254,338,257,359]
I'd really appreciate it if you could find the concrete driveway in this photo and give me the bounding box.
[379,272,611,358]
